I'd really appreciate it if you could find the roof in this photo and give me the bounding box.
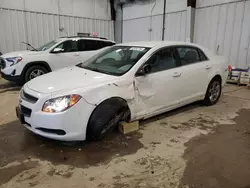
[117,41,198,48]
[60,36,115,43]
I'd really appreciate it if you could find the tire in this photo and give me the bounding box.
[24,65,48,83]
[203,77,222,106]
[87,98,129,141]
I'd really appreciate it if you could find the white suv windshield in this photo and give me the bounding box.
[37,40,58,51]
[78,46,150,76]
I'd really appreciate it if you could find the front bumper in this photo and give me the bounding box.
[16,86,96,141]
[1,71,22,82]
[1,62,23,82]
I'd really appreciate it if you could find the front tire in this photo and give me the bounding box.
[24,65,48,83]
[87,98,129,141]
[203,78,222,106]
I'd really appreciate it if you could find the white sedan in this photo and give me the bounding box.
[16,41,228,141]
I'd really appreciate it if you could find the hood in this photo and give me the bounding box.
[1,50,42,58]
[26,66,116,94]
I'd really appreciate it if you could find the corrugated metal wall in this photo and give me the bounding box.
[123,10,187,42]
[194,0,250,68]
[164,10,187,41]
[122,0,187,42]
[0,8,114,54]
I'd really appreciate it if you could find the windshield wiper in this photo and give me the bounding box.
[81,66,120,76]
[88,67,103,73]
[21,41,37,51]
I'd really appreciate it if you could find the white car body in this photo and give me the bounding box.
[17,41,228,141]
[0,37,115,83]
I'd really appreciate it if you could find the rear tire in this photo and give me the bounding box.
[203,78,222,106]
[86,98,129,141]
[24,65,48,83]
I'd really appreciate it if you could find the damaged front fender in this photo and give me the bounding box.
[81,79,137,118]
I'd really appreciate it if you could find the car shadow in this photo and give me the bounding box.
[0,81,21,93]
[0,120,143,169]
[0,102,202,169]
[140,101,202,127]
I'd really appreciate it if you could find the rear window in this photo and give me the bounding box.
[176,46,208,66]
[78,40,115,51]
[98,41,115,48]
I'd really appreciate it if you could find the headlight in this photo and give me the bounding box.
[42,94,81,113]
[5,56,22,66]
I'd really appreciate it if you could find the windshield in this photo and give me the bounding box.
[78,46,150,76]
[36,40,58,51]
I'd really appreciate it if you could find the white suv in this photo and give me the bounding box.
[16,41,228,141]
[0,36,115,84]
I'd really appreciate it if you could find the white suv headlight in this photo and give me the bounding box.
[5,56,23,66]
[42,94,81,113]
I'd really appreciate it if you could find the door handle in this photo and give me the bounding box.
[172,72,181,77]
[73,54,80,57]
[205,65,211,69]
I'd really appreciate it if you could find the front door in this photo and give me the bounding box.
[134,47,182,119]
[48,39,80,70]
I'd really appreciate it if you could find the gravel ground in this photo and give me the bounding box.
[0,77,250,188]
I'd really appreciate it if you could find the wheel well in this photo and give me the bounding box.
[205,75,222,96]
[211,75,222,84]
[22,61,52,75]
[90,97,131,123]
[102,97,131,121]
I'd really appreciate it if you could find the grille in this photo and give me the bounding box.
[20,90,38,104]
[20,105,32,117]
[0,58,6,69]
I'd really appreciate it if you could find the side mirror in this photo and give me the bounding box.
[52,48,64,53]
[136,64,151,76]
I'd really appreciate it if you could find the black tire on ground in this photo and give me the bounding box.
[24,65,48,83]
[86,98,130,141]
[203,77,222,106]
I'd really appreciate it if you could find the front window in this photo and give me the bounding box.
[147,47,179,73]
[55,40,78,52]
[78,46,150,76]
[37,40,58,51]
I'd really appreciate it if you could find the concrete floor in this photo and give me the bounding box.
[0,78,250,188]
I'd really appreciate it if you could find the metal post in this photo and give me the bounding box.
[162,0,166,41]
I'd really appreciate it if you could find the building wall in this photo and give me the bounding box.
[0,0,114,53]
[196,0,244,8]
[122,0,188,42]
[0,0,111,20]
[122,0,250,68]
[194,0,250,68]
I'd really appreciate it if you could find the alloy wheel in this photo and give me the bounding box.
[209,81,221,103]
[29,69,45,80]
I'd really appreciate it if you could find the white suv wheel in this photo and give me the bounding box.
[24,65,48,83]
[29,69,45,80]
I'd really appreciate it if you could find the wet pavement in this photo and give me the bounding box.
[1,78,250,188]
[0,120,143,169]
[179,108,250,188]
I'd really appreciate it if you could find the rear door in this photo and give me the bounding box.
[174,46,209,105]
